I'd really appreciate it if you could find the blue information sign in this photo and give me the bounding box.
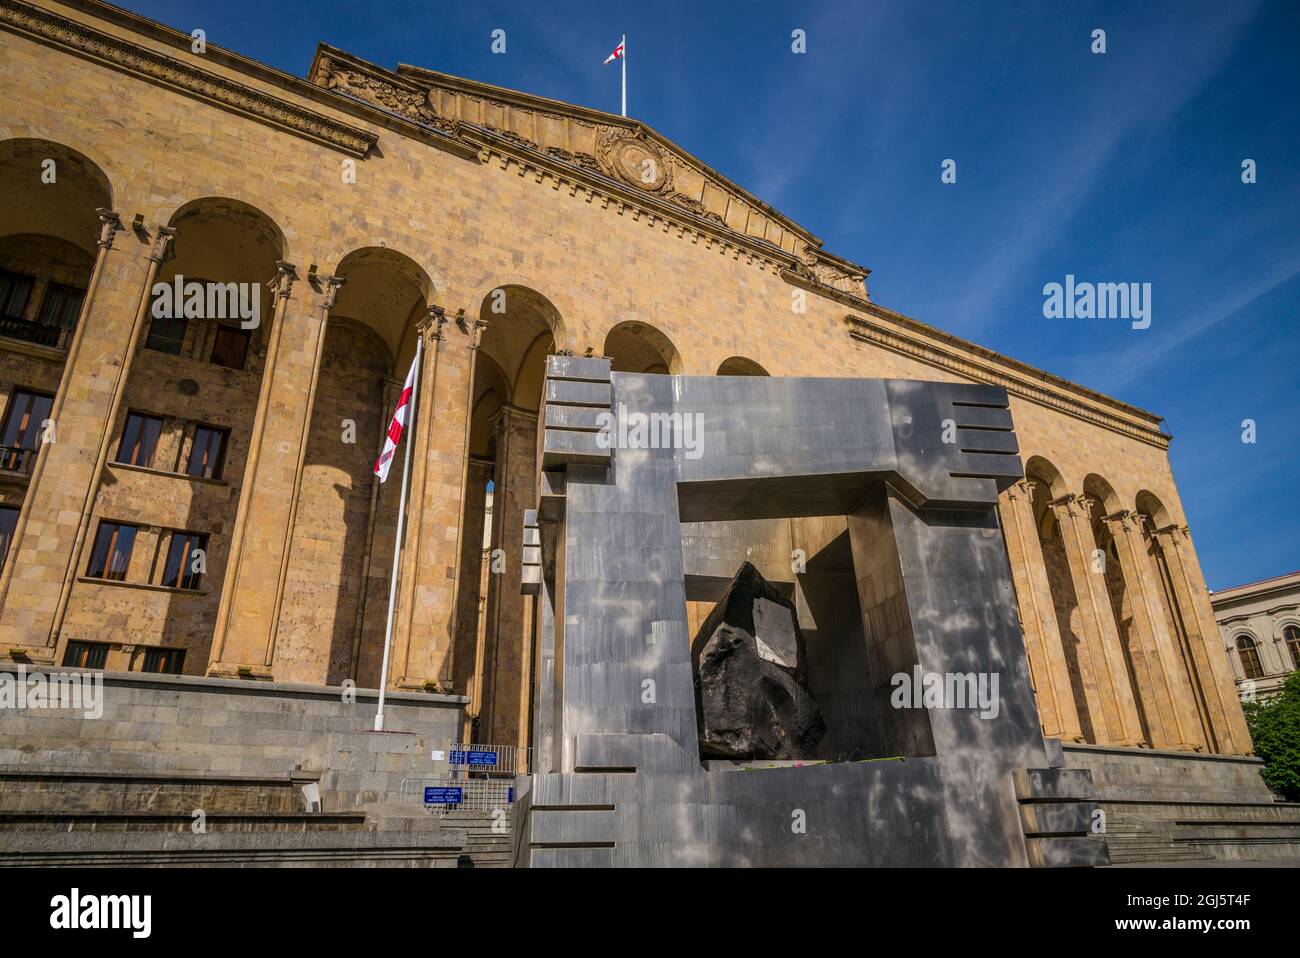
[423,786,463,805]
[449,750,498,767]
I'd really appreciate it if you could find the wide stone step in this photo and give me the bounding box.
[1100,805,1300,864]
[0,768,311,816]
[0,811,365,833]
[0,829,473,868]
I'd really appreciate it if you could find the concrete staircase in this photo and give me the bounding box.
[1102,802,1300,865]
[0,768,510,867]
[1101,814,1213,865]
[1063,743,1300,866]
[440,809,513,868]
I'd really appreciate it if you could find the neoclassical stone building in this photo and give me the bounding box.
[0,0,1250,760]
[1212,570,1300,701]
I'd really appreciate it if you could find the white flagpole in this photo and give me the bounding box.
[374,333,422,732]
[621,34,627,117]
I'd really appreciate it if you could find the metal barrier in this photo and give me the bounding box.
[445,743,531,777]
[401,776,517,814]
[399,743,530,815]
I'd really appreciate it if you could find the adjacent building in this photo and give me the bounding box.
[1212,571,1300,701]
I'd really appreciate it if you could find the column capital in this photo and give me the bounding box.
[318,273,346,310]
[1101,509,1137,531]
[95,208,123,250]
[1048,492,1079,513]
[148,225,177,263]
[1009,477,1034,501]
[271,260,297,299]
[417,305,450,341]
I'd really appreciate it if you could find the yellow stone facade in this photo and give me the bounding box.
[0,0,1250,756]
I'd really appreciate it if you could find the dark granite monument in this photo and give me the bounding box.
[512,356,1107,867]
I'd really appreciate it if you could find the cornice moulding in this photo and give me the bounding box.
[843,312,1170,449]
[0,0,377,156]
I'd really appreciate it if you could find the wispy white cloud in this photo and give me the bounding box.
[947,1,1265,334]
[1069,250,1300,394]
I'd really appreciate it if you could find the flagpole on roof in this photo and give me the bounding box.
[373,332,422,732]
[621,34,627,117]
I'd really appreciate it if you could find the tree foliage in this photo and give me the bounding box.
[1242,670,1300,801]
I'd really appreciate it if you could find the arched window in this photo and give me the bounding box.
[1284,625,1300,671]
[1236,634,1265,680]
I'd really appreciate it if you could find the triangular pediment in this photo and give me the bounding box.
[309,46,869,296]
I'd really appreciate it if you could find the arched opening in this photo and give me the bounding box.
[1024,457,1095,742]
[336,246,431,377]
[603,320,682,374]
[150,197,286,368]
[0,138,113,249]
[460,284,563,750]
[0,139,112,489]
[1236,634,1265,680]
[1284,624,1300,671]
[1133,488,1214,749]
[717,356,769,376]
[1083,473,1155,743]
[276,246,429,686]
[83,196,288,676]
[1134,490,1172,530]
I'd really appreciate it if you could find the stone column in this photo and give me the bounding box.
[1152,524,1252,754]
[349,376,401,684]
[265,274,346,676]
[388,312,478,691]
[479,404,539,749]
[452,456,492,697]
[1103,511,1207,750]
[206,261,315,679]
[1048,494,1145,747]
[0,212,171,660]
[999,481,1083,741]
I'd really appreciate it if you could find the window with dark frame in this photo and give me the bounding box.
[0,505,18,570]
[210,324,250,370]
[1236,634,1265,680]
[0,269,34,321]
[1286,625,1300,672]
[141,646,186,675]
[115,412,164,468]
[161,530,207,590]
[86,521,137,581]
[63,640,109,670]
[186,425,228,480]
[0,389,54,471]
[145,314,187,355]
[36,282,86,329]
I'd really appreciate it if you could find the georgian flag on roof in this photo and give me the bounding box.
[373,355,417,483]
[603,38,625,64]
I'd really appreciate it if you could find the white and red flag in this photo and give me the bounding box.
[602,38,625,65]
[373,355,417,483]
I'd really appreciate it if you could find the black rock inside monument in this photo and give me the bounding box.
[691,562,826,760]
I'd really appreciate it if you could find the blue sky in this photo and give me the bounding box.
[121,0,1298,589]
